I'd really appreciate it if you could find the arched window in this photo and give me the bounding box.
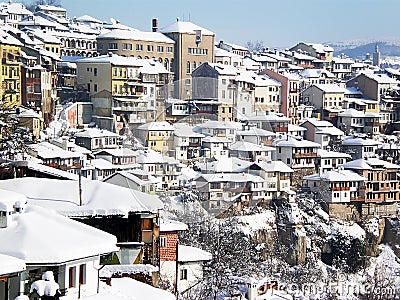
[186,61,190,74]
[170,59,174,72]
[192,61,197,71]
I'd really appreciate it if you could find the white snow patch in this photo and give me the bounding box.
[100,264,158,278]
[236,211,276,236]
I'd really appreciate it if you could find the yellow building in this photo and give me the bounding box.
[135,121,174,153]
[0,30,23,109]
[160,20,215,99]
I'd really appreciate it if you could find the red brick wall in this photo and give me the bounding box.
[160,233,178,261]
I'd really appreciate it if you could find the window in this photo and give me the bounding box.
[69,266,76,288]
[94,68,97,76]
[79,264,86,285]
[160,237,167,247]
[123,43,133,50]
[136,44,143,51]
[166,46,173,53]
[147,45,154,52]
[108,43,118,50]
[94,84,98,92]
[186,61,191,74]
[157,45,164,52]
[180,269,188,280]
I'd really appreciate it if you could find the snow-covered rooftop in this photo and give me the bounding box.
[0,178,163,217]
[178,245,212,262]
[98,28,174,44]
[0,254,26,276]
[160,219,188,232]
[0,204,118,264]
[160,20,214,35]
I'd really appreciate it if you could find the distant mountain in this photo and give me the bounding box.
[327,38,400,58]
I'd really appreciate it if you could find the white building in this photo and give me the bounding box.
[0,188,118,299]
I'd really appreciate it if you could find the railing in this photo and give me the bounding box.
[350,196,365,201]
[331,186,350,191]
[293,152,317,158]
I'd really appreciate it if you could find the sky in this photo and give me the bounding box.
[58,0,400,48]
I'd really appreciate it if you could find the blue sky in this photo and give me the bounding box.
[60,0,400,48]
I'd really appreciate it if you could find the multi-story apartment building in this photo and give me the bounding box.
[96,28,175,72]
[290,42,334,69]
[262,69,300,124]
[0,29,23,108]
[160,19,215,99]
[77,54,171,126]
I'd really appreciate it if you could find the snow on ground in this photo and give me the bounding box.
[331,221,366,240]
[236,211,276,236]
[364,217,381,237]
[82,277,175,300]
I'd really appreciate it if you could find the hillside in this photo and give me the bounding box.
[327,38,400,58]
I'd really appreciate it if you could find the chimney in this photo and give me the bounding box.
[152,18,158,32]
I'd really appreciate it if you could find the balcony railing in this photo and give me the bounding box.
[331,186,350,191]
[293,152,317,158]
[350,196,365,201]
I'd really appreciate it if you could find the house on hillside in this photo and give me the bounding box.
[0,189,118,299]
[0,178,163,267]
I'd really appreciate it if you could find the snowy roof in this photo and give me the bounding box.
[245,112,291,122]
[134,148,179,165]
[0,204,118,264]
[138,59,171,74]
[301,118,334,128]
[197,157,252,173]
[300,68,335,79]
[208,62,239,76]
[178,245,212,262]
[197,172,265,183]
[0,28,23,46]
[28,142,81,159]
[83,277,175,300]
[307,43,334,53]
[273,136,321,148]
[304,169,366,182]
[197,120,237,130]
[236,127,275,137]
[229,141,275,152]
[361,72,399,85]
[332,56,354,64]
[220,41,248,51]
[100,264,158,278]
[214,47,241,58]
[74,128,119,138]
[253,160,294,173]
[137,121,174,131]
[0,189,27,211]
[0,178,163,217]
[104,171,157,187]
[160,20,214,35]
[36,4,66,12]
[12,160,79,180]
[317,149,351,159]
[0,254,25,275]
[76,54,142,67]
[75,15,103,24]
[315,126,344,136]
[174,123,204,138]
[25,28,60,44]
[98,29,174,44]
[160,219,188,232]
[0,2,32,15]
[341,159,373,170]
[288,124,307,132]
[94,148,137,157]
[339,108,366,118]
[342,137,381,146]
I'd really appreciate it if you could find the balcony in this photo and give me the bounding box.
[350,196,365,202]
[293,152,317,158]
[331,186,350,191]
